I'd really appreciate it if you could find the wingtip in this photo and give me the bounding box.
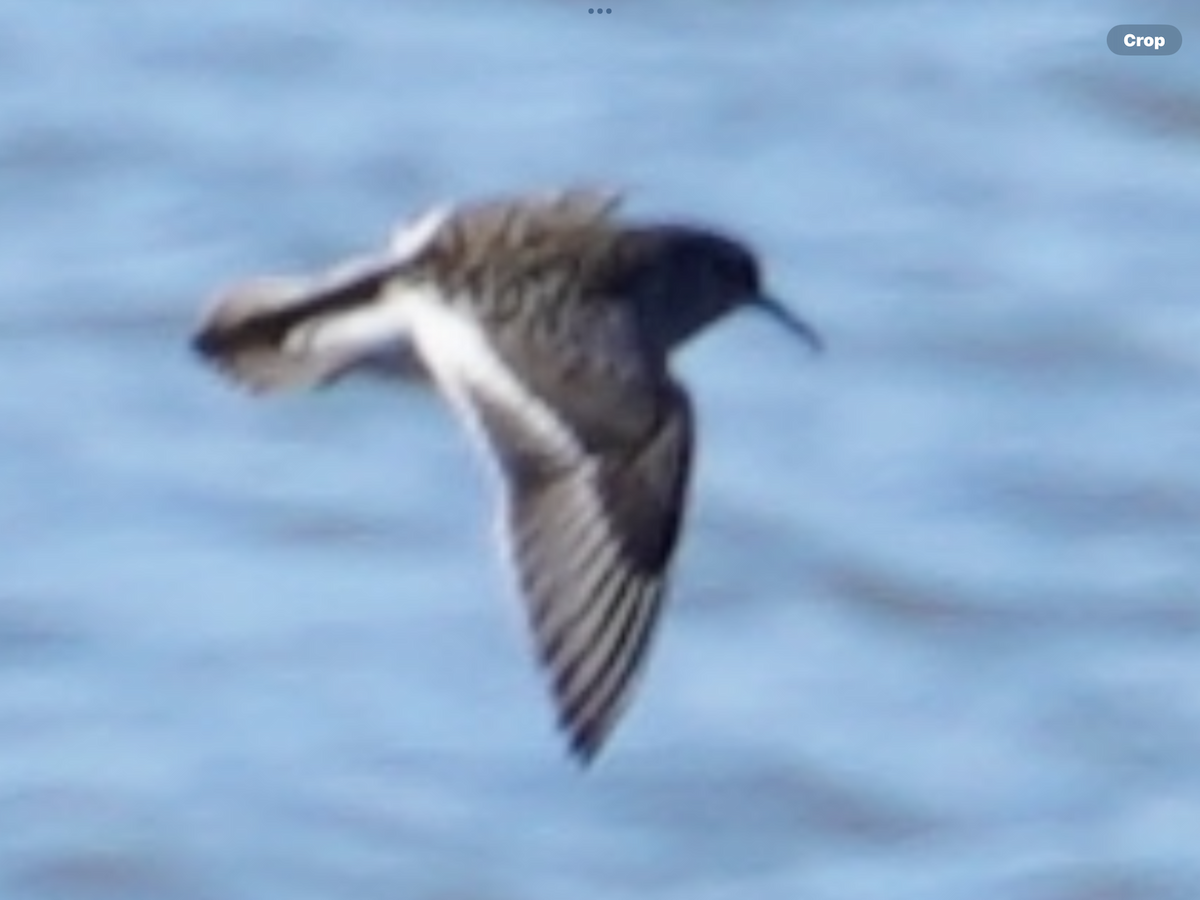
[189,274,362,393]
[190,326,215,359]
[563,722,607,768]
[190,318,236,362]
[556,685,633,767]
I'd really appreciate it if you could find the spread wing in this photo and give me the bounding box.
[191,252,418,391]
[448,305,693,762]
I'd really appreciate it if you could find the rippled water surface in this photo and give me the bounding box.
[3,1,1200,897]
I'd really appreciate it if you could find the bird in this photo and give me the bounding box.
[191,187,820,763]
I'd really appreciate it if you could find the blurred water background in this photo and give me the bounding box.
[2,1,1199,897]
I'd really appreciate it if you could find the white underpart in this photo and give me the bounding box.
[387,291,624,616]
[271,204,450,360]
[284,284,415,359]
[277,206,448,359]
[280,276,581,461]
[399,289,582,464]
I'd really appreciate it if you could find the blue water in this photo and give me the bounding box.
[3,1,1200,897]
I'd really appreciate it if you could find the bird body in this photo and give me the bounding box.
[192,188,818,761]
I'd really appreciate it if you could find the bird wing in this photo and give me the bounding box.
[191,251,419,391]
[437,305,693,762]
[191,188,622,393]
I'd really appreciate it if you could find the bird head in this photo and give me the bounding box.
[631,227,822,354]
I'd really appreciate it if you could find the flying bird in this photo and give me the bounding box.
[191,188,820,762]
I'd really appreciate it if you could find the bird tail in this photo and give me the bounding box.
[191,256,415,394]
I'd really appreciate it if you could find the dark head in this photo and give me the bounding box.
[624,226,821,354]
